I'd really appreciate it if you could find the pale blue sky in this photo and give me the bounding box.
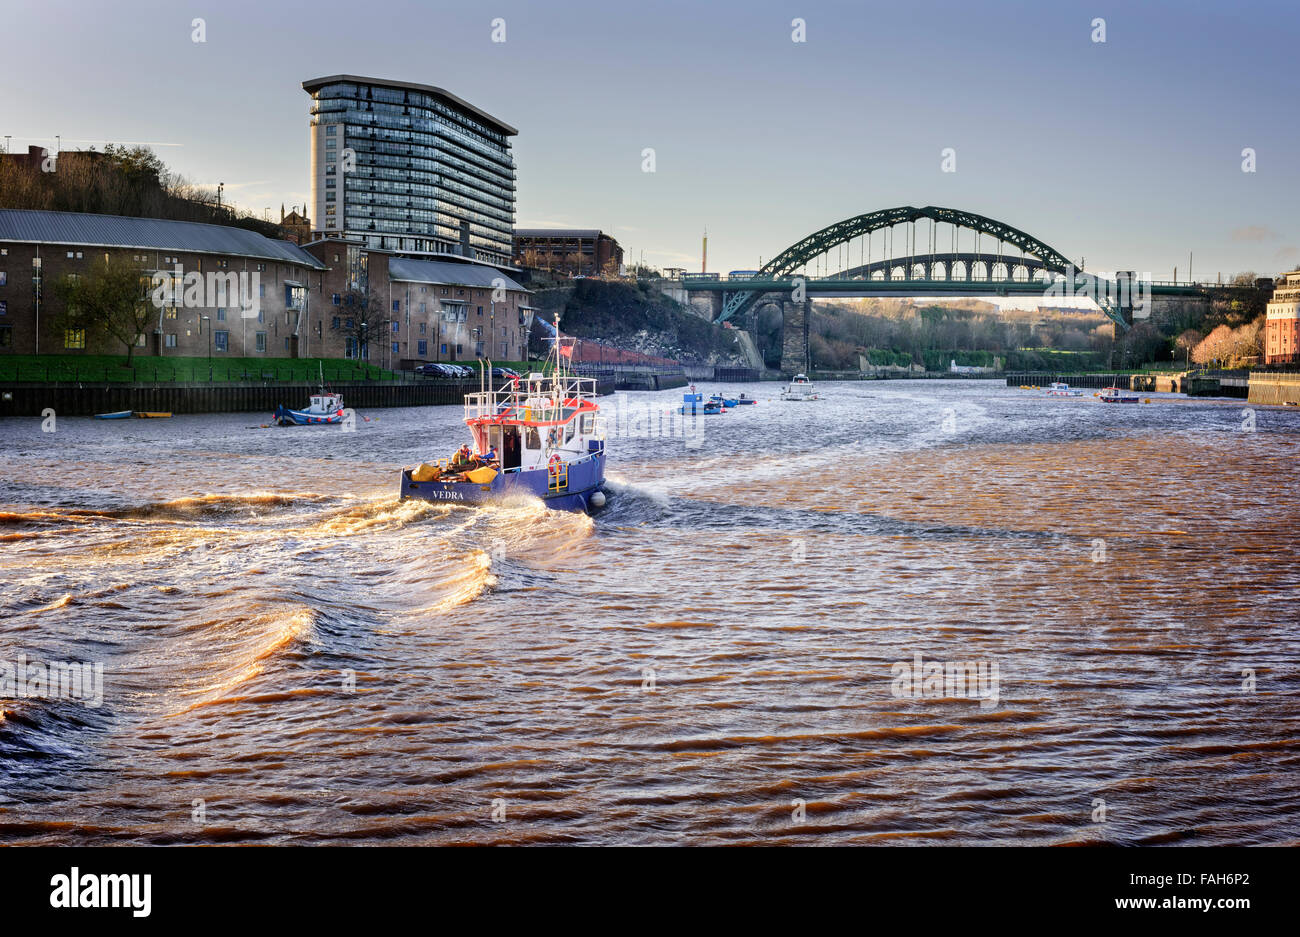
[5,0,1298,279]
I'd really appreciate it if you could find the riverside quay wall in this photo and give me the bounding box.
[0,379,614,418]
[1247,371,1300,406]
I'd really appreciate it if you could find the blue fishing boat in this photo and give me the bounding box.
[274,391,345,426]
[732,393,757,405]
[94,410,132,420]
[399,333,607,513]
[709,394,739,407]
[680,392,723,415]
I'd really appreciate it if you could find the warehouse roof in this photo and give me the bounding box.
[0,209,327,269]
[388,255,527,292]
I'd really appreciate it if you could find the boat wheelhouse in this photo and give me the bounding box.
[400,338,607,512]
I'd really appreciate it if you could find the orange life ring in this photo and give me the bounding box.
[548,453,562,475]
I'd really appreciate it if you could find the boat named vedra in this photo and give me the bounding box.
[399,337,607,512]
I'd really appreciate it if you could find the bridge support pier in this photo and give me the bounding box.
[780,299,811,374]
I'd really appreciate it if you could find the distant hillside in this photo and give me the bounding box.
[530,280,749,366]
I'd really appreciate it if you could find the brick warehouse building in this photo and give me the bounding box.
[0,209,532,366]
[512,229,623,277]
[1264,270,1300,365]
[300,239,532,365]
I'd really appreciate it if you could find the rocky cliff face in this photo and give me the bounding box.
[531,280,750,366]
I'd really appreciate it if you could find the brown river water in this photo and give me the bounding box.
[1,380,1297,845]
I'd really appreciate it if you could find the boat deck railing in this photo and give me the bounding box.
[464,373,601,423]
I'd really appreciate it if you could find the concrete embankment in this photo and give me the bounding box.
[0,379,616,418]
[1247,371,1300,406]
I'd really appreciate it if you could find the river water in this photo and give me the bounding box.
[1,380,1297,845]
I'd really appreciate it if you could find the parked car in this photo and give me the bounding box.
[415,363,460,378]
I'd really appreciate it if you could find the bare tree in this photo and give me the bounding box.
[331,288,386,361]
[51,256,153,364]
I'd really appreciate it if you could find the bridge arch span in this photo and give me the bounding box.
[718,205,1076,323]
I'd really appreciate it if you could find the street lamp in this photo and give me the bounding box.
[201,316,212,380]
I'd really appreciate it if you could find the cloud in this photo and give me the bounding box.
[1273,245,1299,262]
[1231,225,1280,243]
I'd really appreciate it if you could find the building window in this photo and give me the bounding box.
[332,293,341,305]
[418,322,425,334]
[391,341,400,354]
[332,316,341,329]
[392,300,400,313]
[257,309,264,324]
[0,272,6,286]
[256,332,266,352]
[285,337,291,351]
[392,320,400,333]
[440,343,447,355]
[418,340,427,356]
[0,301,6,315]
[0,325,10,346]
[64,329,86,349]
[165,333,177,348]
[326,125,337,136]
[214,330,229,352]
[217,308,226,321]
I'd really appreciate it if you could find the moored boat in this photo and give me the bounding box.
[1098,386,1140,403]
[1045,382,1083,397]
[399,334,607,513]
[275,391,345,426]
[709,394,739,408]
[780,374,819,401]
[132,411,172,419]
[680,392,725,415]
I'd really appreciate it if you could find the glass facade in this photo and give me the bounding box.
[305,77,517,266]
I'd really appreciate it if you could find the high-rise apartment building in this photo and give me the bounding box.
[303,75,517,266]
